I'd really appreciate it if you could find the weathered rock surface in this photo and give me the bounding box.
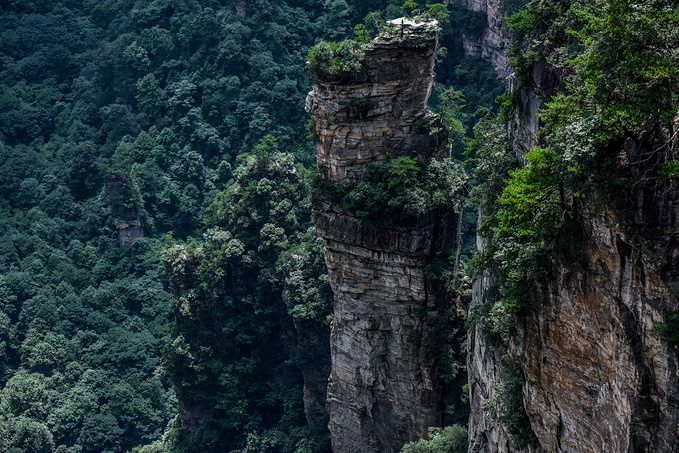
[105,177,144,248]
[470,151,679,452]
[513,206,679,453]
[307,19,461,453]
[235,0,246,18]
[467,1,679,451]
[117,217,144,248]
[307,18,447,183]
[468,274,537,453]
[451,0,512,77]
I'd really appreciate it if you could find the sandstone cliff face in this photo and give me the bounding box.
[468,275,542,453]
[471,196,679,453]
[466,1,679,451]
[466,0,532,449]
[307,19,461,453]
[514,205,679,453]
[307,19,446,183]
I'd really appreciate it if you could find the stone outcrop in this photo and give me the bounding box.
[308,18,447,183]
[117,217,144,248]
[307,19,462,453]
[105,176,144,248]
[235,0,246,18]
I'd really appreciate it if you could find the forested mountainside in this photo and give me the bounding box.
[4,0,674,452]
[0,1,502,452]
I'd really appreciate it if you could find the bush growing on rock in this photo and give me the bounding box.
[400,424,468,453]
[313,157,466,220]
[307,40,366,77]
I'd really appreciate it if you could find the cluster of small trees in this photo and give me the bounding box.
[314,157,466,220]
[307,2,451,78]
[162,137,333,453]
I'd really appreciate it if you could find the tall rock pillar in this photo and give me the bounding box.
[306,19,461,453]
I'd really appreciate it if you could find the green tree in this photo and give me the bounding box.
[163,137,331,452]
[136,74,165,119]
[1,416,55,453]
[320,0,353,40]
[388,157,419,189]
[439,88,466,145]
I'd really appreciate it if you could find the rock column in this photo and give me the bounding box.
[307,19,460,453]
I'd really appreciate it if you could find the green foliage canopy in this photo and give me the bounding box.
[314,157,467,219]
[163,137,332,453]
[400,424,468,453]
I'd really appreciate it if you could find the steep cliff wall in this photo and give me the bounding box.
[468,275,539,453]
[471,205,679,453]
[467,1,679,451]
[449,0,512,77]
[307,19,462,453]
[515,205,679,453]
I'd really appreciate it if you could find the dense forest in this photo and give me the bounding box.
[4,0,677,450]
[0,0,503,452]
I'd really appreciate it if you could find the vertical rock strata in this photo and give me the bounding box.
[514,206,679,453]
[471,149,679,453]
[307,19,460,453]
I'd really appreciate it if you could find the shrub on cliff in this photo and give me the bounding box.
[399,424,468,453]
[308,4,451,79]
[478,0,679,312]
[487,0,679,305]
[401,1,450,24]
[313,157,466,220]
[307,40,366,78]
